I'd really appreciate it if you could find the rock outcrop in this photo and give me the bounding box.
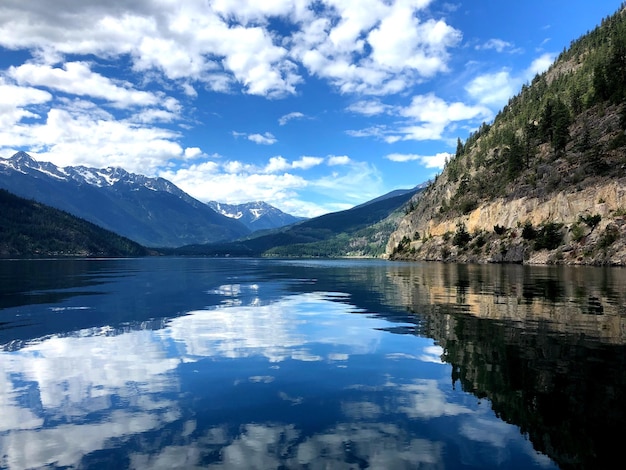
[385,6,626,265]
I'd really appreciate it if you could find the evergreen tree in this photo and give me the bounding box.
[551,99,571,154]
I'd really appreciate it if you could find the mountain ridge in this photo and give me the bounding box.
[207,200,306,232]
[0,188,151,258]
[173,187,422,257]
[386,5,626,265]
[0,152,250,247]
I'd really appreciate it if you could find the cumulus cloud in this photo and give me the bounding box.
[278,111,305,125]
[7,62,171,109]
[327,155,351,165]
[262,155,322,173]
[476,38,522,54]
[0,0,551,214]
[232,131,278,145]
[293,156,324,169]
[466,52,556,109]
[0,103,184,171]
[346,99,393,116]
[0,0,459,99]
[289,0,461,94]
[158,154,380,217]
[465,70,518,107]
[385,152,450,169]
[527,52,556,77]
[348,94,491,143]
[0,77,52,128]
[248,132,278,145]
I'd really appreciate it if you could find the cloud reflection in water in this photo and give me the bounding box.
[0,290,549,469]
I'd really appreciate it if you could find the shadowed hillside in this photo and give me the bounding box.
[0,189,151,257]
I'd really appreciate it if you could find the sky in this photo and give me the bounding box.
[0,1,621,217]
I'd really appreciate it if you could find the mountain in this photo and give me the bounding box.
[173,187,422,257]
[352,183,428,209]
[0,189,151,257]
[0,152,249,247]
[387,6,626,265]
[207,200,305,232]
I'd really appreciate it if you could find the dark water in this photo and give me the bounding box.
[1,258,625,469]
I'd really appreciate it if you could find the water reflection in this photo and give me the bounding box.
[379,263,626,469]
[0,289,549,469]
[2,259,625,468]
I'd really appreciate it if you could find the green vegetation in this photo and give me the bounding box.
[452,223,471,247]
[390,5,626,265]
[0,189,150,257]
[433,5,626,214]
[598,224,620,249]
[175,189,420,257]
[533,223,564,250]
[580,214,602,228]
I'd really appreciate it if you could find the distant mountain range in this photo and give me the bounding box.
[0,151,421,257]
[208,200,306,232]
[172,186,422,257]
[0,152,300,247]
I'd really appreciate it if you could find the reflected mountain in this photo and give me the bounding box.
[379,263,626,470]
[1,258,624,468]
[0,260,557,469]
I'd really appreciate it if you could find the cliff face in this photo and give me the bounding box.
[387,180,626,265]
[386,7,626,265]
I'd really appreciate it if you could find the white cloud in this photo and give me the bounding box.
[476,38,521,54]
[348,94,491,143]
[0,1,301,98]
[368,11,460,75]
[248,132,278,145]
[0,104,184,171]
[527,52,556,77]
[8,62,168,109]
[465,70,518,107]
[385,152,450,169]
[310,160,384,206]
[278,111,305,125]
[158,153,383,217]
[346,99,392,116]
[289,0,461,94]
[232,131,277,145]
[183,147,204,160]
[327,155,351,165]
[0,77,52,127]
[466,52,556,109]
[385,153,421,162]
[264,156,291,173]
[161,161,310,213]
[292,156,324,169]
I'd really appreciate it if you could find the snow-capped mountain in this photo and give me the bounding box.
[208,200,306,232]
[0,152,249,247]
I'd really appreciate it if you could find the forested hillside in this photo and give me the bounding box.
[172,188,419,257]
[388,5,626,265]
[0,189,151,257]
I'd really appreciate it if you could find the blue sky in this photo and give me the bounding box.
[0,1,621,217]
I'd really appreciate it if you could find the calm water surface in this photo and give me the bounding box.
[1,258,625,469]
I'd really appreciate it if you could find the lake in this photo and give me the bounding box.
[1,258,625,469]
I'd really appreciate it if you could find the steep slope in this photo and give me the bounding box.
[208,200,306,232]
[0,189,151,257]
[174,187,421,257]
[387,6,626,265]
[0,152,249,247]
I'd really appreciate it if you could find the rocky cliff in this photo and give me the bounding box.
[386,6,626,265]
